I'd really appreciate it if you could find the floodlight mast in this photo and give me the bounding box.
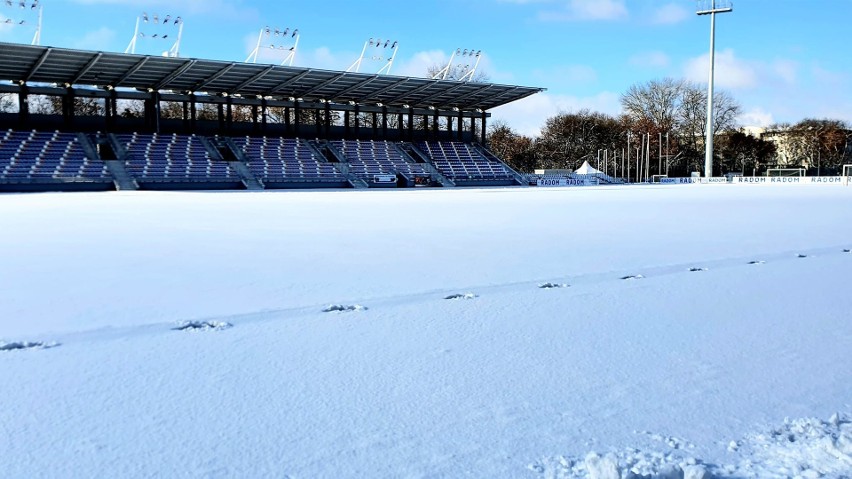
[125,12,184,57]
[246,27,299,66]
[1,1,43,45]
[347,38,398,74]
[697,0,732,178]
[432,49,483,82]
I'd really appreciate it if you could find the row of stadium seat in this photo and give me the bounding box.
[0,129,109,180]
[332,140,429,179]
[234,136,345,181]
[117,133,240,180]
[418,141,514,181]
[0,129,515,186]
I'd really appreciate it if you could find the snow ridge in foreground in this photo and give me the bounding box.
[529,413,852,479]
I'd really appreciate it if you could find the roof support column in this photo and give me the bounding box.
[344,110,351,139]
[371,112,378,140]
[226,96,233,134]
[217,103,225,132]
[105,88,117,132]
[382,106,388,138]
[324,102,332,138]
[354,104,360,139]
[457,109,464,141]
[480,111,487,145]
[294,101,301,136]
[284,107,291,135]
[397,112,404,141]
[189,94,197,131]
[62,87,74,128]
[314,107,321,138]
[261,97,268,134]
[251,104,259,134]
[447,113,453,139]
[17,84,29,126]
[407,107,414,141]
[432,110,439,140]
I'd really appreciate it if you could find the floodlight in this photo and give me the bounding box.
[376,102,383,107]
[696,0,733,177]
[348,100,356,106]
[432,47,484,81]
[347,37,399,74]
[126,11,184,57]
[247,25,299,66]
[2,0,42,44]
[402,104,410,109]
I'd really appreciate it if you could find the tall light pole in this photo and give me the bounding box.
[697,0,733,178]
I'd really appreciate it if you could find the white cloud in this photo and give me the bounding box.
[629,51,670,68]
[72,27,116,51]
[537,0,628,22]
[772,59,798,85]
[491,91,621,137]
[683,49,758,89]
[652,3,689,25]
[738,108,775,128]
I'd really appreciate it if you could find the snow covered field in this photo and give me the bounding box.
[1,184,851,478]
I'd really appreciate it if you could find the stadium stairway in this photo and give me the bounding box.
[97,134,139,190]
[210,137,264,190]
[315,140,368,189]
[472,142,526,186]
[401,143,455,187]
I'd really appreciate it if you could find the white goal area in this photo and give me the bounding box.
[767,168,805,177]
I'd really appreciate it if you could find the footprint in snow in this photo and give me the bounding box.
[689,267,707,272]
[797,254,809,258]
[843,249,851,253]
[172,321,232,331]
[748,260,766,265]
[621,275,644,280]
[444,293,478,300]
[323,304,367,313]
[539,282,569,289]
[0,341,59,352]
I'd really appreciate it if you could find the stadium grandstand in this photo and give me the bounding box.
[0,41,544,192]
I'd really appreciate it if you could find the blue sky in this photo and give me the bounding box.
[1,0,850,135]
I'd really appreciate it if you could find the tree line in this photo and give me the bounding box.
[489,78,852,177]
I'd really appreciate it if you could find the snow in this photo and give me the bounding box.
[1,184,851,478]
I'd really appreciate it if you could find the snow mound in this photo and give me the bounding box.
[529,413,852,479]
[0,341,58,351]
[539,282,569,289]
[529,450,709,479]
[444,293,478,300]
[621,275,645,281]
[725,413,852,478]
[172,321,232,331]
[322,304,368,313]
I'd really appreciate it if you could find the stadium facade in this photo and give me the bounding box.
[0,42,545,192]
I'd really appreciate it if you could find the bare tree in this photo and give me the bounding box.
[487,120,537,172]
[535,109,623,170]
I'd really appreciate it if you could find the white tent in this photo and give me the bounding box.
[575,161,602,175]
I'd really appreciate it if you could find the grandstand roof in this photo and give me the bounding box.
[0,42,544,111]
